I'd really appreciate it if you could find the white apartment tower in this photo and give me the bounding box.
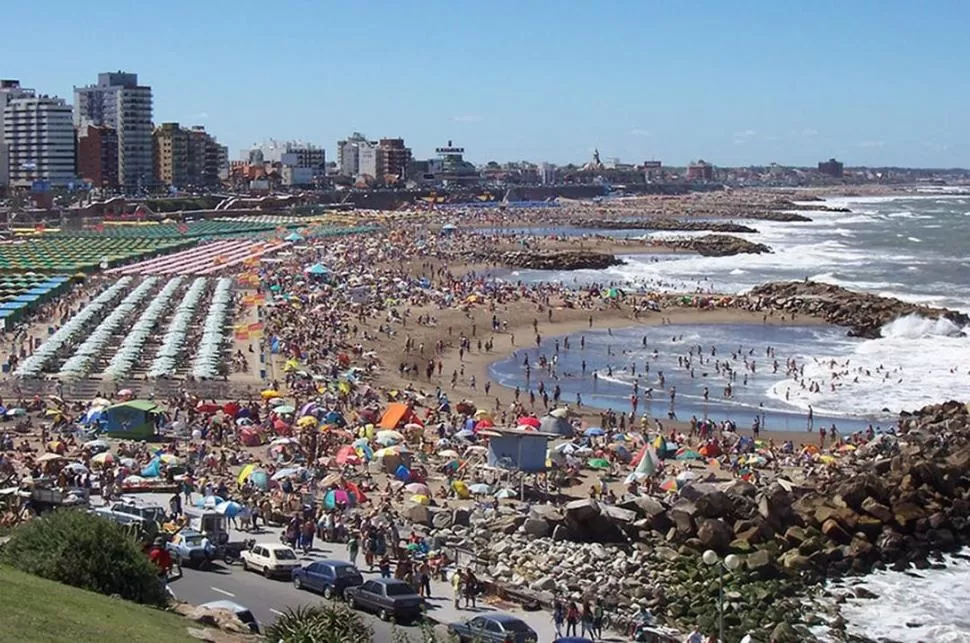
[0,80,33,187]
[74,72,153,191]
[3,94,76,187]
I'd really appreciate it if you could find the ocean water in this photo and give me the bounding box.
[486,191,970,641]
[814,553,970,642]
[492,193,970,421]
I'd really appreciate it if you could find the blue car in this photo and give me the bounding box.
[448,613,539,643]
[291,559,364,600]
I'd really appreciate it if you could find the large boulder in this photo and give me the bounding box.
[696,518,733,551]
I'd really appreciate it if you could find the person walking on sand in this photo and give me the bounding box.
[451,569,463,608]
[565,601,580,637]
[347,532,360,567]
[553,597,565,638]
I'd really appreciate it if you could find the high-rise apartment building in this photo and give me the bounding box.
[153,123,226,188]
[74,72,153,191]
[0,80,34,188]
[77,124,119,188]
[336,132,374,177]
[377,138,411,181]
[3,93,76,188]
[153,122,188,187]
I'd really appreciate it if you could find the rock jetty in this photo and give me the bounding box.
[410,401,970,641]
[572,219,759,233]
[662,234,771,257]
[491,250,625,271]
[747,281,970,338]
[732,211,813,222]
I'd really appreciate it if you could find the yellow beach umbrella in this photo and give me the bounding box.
[237,463,256,486]
[261,389,281,399]
[409,494,429,506]
[297,416,318,429]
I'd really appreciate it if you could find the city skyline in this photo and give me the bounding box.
[1,1,968,168]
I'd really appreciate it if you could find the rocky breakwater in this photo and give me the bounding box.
[412,402,970,642]
[490,250,625,271]
[662,234,771,257]
[572,218,759,233]
[747,281,970,338]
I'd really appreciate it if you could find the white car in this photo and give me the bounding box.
[240,543,301,579]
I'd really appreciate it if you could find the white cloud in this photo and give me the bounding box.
[452,114,484,123]
[630,128,651,137]
[733,129,757,138]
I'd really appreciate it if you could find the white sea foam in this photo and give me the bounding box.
[766,315,970,417]
[815,551,970,642]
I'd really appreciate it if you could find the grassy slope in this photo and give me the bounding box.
[0,566,194,643]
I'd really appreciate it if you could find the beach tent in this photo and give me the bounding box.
[539,413,573,437]
[304,263,330,276]
[379,402,422,430]
[102,399,159,440]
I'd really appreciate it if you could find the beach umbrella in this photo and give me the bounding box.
[195,495,224,508]
[549,407,569,419]
[270,437,300,447]
[83,439,110,453]
[6,408,26,417]
[376,430,404,443]
[475,418,494,430]
[659,478,679,492]
[158,454,180,465]
[468,483,491,495]
[272,419,289,431]
[215,501,243,518]
[297,415,318,429]
[236,417,254,426]
[675,448,702,461]
[91,452,115,466]
[37,453,64,464]
[473,409,491,419]
[119,457,139,469]
[324,488,353,509]
[587,458,611,470]
[455,429,475,440]
[274,405,296,415]
[405,482,430,495]
[237,463,256,486]
[249,470,270,491]
[437,449,459,458]
[352,437,370,449]
[196,402,221,414]
[261,389,281,399]
[409,494,430,505]
[272,467,305,481]
[517,416,541,429]
[65,462,89,474]
[374,446,401,458]
[320,473,343,488]
[335,445,361,465]
[494,488,517,499]
[584,427,605,437]
[117,388,134,398]
[268,398,285,407]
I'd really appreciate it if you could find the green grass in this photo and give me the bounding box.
[0,566,195,642]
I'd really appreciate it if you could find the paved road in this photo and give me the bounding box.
[168,559,438,642]
[126,493,561,641]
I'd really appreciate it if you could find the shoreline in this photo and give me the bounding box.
[369,273,830,445]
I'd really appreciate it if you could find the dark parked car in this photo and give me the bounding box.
[291,559,364,599]
[345,578,424,622]
[448,613,539,643]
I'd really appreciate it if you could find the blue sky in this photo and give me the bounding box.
[2,0,968,167]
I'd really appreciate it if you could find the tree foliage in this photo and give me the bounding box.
[0,509,167,606]
[265,603,374,643]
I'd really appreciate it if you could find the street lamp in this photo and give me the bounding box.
[703,549,741,642]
